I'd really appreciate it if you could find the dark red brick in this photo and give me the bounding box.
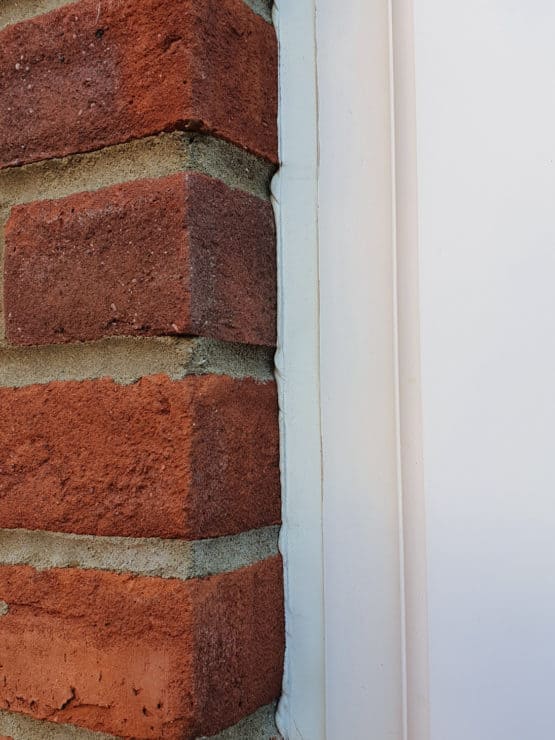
[0,557,284,739]
[0,374,280,539]
[0,0,277,166]
[5,173,276,347]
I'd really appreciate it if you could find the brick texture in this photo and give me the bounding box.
[0,374,280,539]
[0,0,282,734]
[0,557,284,739]
[0,0,277,167]
[5,172,276,347]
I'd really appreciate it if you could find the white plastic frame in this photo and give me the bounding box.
[274,1,405,738]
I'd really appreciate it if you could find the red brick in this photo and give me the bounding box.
[0,375,280,539]
[0,0,277,166]
[0,557,284,739]
[5,173,276,347]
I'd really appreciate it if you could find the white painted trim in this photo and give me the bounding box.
[273,2,326,739]
[276,1,406,738]
[316,1,403,738]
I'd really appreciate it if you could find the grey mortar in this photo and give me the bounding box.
[0,710,119,740]
[0,0,273,30]
[187,337,275,381]
[0,0,79,29]
[0,336,274,388]
[0,702,280,739]
[0,525,280,580]
[201,702,281,739]
[243,0,273,23]
[0,132,272,208]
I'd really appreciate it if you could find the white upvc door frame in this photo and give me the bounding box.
[274,1,411,738]
[276,1,555,738]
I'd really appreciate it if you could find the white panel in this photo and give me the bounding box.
[410,2,555,737]
[317,1,404,738]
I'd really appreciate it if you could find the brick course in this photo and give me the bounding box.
[0,0,281,735]
[0,374,280,539]
[0,557,284,739]
[0,0,277,167]
[5,172,276,347]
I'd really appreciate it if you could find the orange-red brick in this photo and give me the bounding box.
[0,375,280,539]
[5,173,276,347]
[0,557,284,739]
[0,0,277,166]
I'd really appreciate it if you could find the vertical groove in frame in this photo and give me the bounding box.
[387,0,409,734]
[390,0,431,737]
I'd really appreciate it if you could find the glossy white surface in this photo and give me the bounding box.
[317,1,404,738]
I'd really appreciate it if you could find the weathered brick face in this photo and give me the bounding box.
[0,0,281,737]
[0,557,284,739]
[0,374,280,539]
[5,173,276,346]
[0,0,278,167]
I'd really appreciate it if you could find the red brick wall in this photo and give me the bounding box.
[0,0,281,738]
